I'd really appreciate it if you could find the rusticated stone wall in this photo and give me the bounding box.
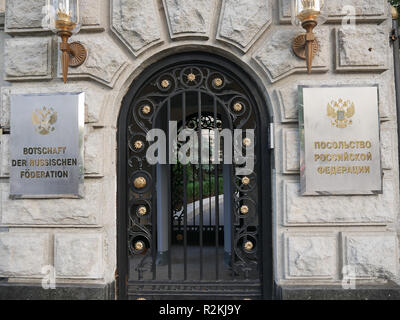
[0,0,398,296]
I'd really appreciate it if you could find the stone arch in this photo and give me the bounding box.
[108,43,278,129]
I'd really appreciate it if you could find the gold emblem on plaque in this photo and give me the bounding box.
[327,98,355,129]
[32,107,58,135]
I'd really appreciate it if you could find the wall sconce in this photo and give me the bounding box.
[291,0,327,74]
[47,0,87,83]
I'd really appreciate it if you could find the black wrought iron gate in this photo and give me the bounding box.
[117,53,273,300]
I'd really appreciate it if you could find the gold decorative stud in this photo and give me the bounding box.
[134,140,144,150]
[134,177,147,189]
[135,241,145,251]
[176,234,183,241]
[161,79,170,88]
[213,78,223,87]
[240,205,249,215]
[243,138,252,147]
[233,102,243,112]
[187,73,196,82]
[244,241,254,251]
[391,5,399,20]
[142,105,151,115]
[137,206,147,216]
[242,177,250,185]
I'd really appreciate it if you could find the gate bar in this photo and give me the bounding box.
[167,98,172,280]
[182,92,188,281]
[391,7,400,192]
[214,96,220,280]
[198,91,204,280]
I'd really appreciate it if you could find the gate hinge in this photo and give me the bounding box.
[391,29,398,42]
[268,123,275,150]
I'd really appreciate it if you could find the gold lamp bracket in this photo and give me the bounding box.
[68,42,87,67]
[292,33,319,60]
[59,32,87,83]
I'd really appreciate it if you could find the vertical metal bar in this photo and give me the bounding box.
[167,98,172,280]
[152,163,157,280]
[182,92,188,281]
[193,164,195,226]
[392,13,400,193]
[230,162,235,278]
[214,97,219,280]
[198,91,204,280]
[209,131,212,227]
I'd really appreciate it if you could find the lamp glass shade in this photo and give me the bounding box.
[46,0,81,34]
[291,0,327,27]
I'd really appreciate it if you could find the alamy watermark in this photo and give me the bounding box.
[145,121,255,175]
[41,265,56,290]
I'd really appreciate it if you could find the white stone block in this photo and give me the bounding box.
[0,134,9,177]
[282,128,299,173]
[1,180,103,225]
[217,0,272,51]
[335,26,389,72]
[5,0,103,32]
[279,0,388,23]
[0,232,49,277]
[54,233,103,278]
[112,0,162,56]
[253,26,329,82]
[164,0,216,39]
[283,179,395,225]
[85,128,104,177]
[59,34,129,88]
[79,0,103,30]
[5,0,45,31]
[285,233,337,279]
[4,37,52,80]
[342,232,398,279]
[380,128,394,170]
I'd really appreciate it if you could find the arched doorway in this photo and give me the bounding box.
[117,53,273,300]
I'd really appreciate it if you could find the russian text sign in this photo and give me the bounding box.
[10,93,85,198]
[299,86,382,195]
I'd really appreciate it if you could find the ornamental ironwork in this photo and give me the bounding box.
[125,62,261,298]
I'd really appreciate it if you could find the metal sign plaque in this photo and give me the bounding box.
[299,86,382,195]
[10,93,84,198]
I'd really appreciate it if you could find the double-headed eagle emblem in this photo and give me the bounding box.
[32,106,58,135]
[327,98,355,129]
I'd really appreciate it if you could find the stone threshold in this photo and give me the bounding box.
[0,281,115,300]
[277,285,400,300]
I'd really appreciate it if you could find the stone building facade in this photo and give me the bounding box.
[0,0,399,300]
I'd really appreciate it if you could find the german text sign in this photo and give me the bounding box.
[299,86,382,195]
[10,93,85,198]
